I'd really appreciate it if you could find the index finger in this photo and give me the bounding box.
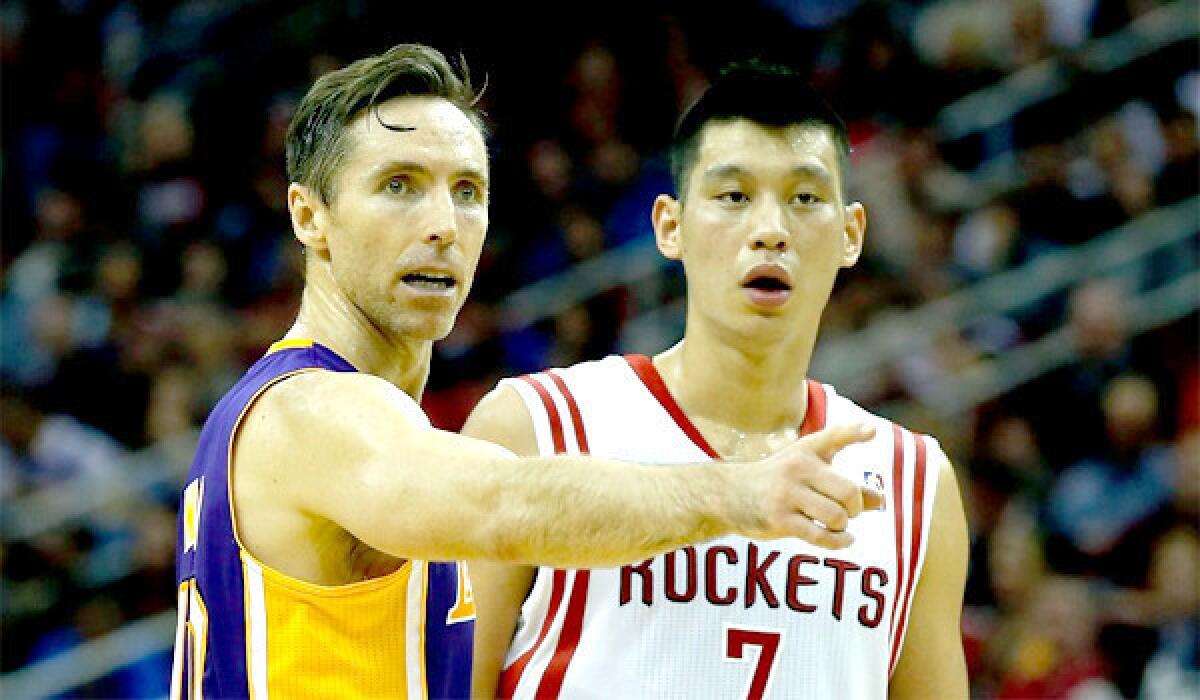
[800,423,876,462]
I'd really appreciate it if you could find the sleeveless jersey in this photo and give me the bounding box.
[171,339,475,699]
[496,355,939,700]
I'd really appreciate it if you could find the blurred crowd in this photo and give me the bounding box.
[1,0,1196,697]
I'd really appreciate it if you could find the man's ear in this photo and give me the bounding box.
[652,194,683,261]
[288,183,329,251]
[840,201,866,268]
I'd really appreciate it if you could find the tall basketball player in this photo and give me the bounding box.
[466,62,969,699]
[172,47,886,699]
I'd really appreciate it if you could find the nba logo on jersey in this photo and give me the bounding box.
[864,471,886,511]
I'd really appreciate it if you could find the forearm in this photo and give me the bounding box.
[317,380,875,564]
[319,420,749,566]
[472,454,747,567]
[451,382,748,566]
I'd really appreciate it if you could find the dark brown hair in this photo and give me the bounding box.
[285,44,486,204]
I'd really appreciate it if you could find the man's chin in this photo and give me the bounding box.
[384,310,458,343]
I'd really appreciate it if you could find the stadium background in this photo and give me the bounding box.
[1,0,1196,697]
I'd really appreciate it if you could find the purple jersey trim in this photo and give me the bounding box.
[174,342,474,697]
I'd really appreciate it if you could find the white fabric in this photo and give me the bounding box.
[502,356,941,700]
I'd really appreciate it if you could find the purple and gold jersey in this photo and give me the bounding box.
[171,339,475,699]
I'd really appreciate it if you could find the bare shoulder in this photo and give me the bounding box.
[462,382,539,457]
[918,438,969,596]
[236,370,428,484]
[926,440,965,523]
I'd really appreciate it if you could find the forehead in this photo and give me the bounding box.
[692,119,839,181]
[340,95,488,176]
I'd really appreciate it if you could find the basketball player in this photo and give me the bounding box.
[466,62,969,699]
[171,47,885,699]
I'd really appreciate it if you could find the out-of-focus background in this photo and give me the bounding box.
[0,0,1196,697]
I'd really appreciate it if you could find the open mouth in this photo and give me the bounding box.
[743,276,792,292]
[402,272,457,291]
[740,264,793,308]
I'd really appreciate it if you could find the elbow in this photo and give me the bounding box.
[461,484,535,563]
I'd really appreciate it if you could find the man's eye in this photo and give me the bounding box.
[793,192,820,205]
[717,191,748,204]
[457,183,479,201]
[386,177,409,194]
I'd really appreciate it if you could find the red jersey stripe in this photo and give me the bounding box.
[625,355,830,456]
[534,570,591,698]
[623,354,719,459]
[889,431,928,676]
[798,379,827,436]
[519,375,566,454]
[887,423,906,672]
[498,569,568,699]
[546,370,590,453]
[499,374,576,697]
[533,369,593,698]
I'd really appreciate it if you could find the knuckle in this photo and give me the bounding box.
[845,492,864,517]
[834,480,858,506]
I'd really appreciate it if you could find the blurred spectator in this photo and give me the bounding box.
[1099,429,1200,697]
[1011,278,1171,466]
[966,498,1046,695]
[1012,141,1092,250]
[1075,115,1157,237]
[995,576,1121,699]
[1042,374,1175,582]
[952,197,1023,282]
[128,93,206,295]
[1008,0,1055,70]
[0,386,124,495]
[1155,106,1199,206]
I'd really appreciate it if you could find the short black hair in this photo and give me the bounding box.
[668,60,850,200]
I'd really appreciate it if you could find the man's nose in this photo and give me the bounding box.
[423,189,458,246]
[749,202,789,252]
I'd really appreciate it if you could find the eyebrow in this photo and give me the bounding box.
[368,160,489,187]
[702,163,833,186]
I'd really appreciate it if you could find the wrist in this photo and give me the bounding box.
[705,460,761,538]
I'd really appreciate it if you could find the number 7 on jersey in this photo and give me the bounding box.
[724,625,783,700]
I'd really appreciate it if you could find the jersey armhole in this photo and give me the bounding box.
[498,377,557,457]
[224,369,411,592]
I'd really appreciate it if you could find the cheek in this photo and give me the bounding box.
[330,229,374,273]
[681,242,731,300]
[794,213,845,254]
[455,217,487,273]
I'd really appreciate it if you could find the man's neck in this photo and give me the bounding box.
[653,314,818,435]
[284,272,431,400]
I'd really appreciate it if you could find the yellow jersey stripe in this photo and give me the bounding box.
[170,582,187,700]
[266,338,315,354]
[241,552,269,700]
[405,561,429,699]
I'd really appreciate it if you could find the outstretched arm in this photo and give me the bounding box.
[240,371,882,567]
[889,445,970,699]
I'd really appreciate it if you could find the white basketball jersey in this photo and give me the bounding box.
[495,355,940,700]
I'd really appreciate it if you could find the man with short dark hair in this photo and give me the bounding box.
[467,61,969,699]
